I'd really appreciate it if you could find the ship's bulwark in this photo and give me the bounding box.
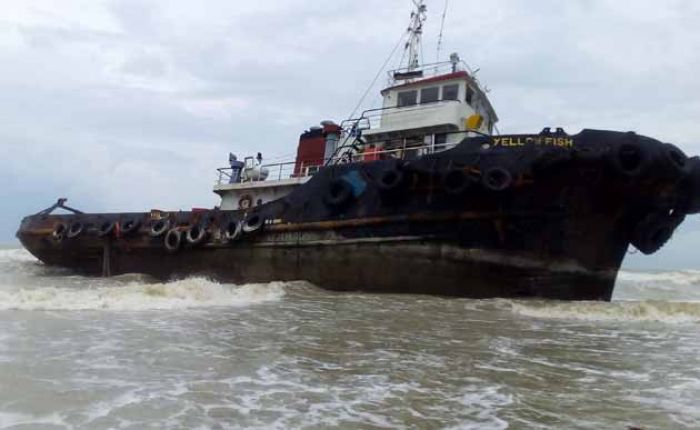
[17,129,700,301]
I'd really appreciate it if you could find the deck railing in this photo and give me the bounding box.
[386,59,484,90]
[215,139,465,186]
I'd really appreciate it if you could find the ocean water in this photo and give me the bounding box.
[0,247,699,429]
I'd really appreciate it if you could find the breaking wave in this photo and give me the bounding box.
[618,270,700,286]
[507,300,700,324]
[0,248,42,273]
[0,248,286,311]
[0,248,37,263]
[0,278,286,311]
[615,269,700,301]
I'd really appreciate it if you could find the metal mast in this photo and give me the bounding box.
[405,0,427,71]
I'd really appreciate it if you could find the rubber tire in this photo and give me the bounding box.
[324,179,354,208]
[482,167,512,192]
[238,195,253,210]
[52,223,68,242]
[150,219,170,237]
[164,229,182,253]
[67,221,84,239]
[97,221,116,237]
[242,214,265,234]
[659,143,690,180]
[121,218,141,236]
[442,169,472,195]
[377,167,405,192]
[610,138,650,177]
[223,220,242,241]
[186,224,208,246]
[631,212,681,255]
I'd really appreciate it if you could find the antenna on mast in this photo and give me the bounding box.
[405,0,427,72]
[436,0,449,64]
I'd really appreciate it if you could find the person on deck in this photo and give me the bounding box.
[228,153,245,183]
[363,144,381,161]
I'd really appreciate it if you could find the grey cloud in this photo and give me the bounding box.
[120,50,167,78]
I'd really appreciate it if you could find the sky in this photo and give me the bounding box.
[0,0,699,269]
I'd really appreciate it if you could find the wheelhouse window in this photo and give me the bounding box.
[434,133,448,145]
[397,90,417,107]
[420,86,439,104]
[442,84,459,101]
[466,86,475,105]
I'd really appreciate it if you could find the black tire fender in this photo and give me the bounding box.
[442,169,473,195]
[377,166,405,192]
[97,221,116,237]
[52,223,68,241]
[242,214,265,234]
[186,224,208,246]
[659,143,690,179]
[164,228,182,253]
[121,218,141,236]
[149,219,170,237]
[238,195,253,210]
[482,167,512,191]
[223,220,243,241]
[67,220,84,239]
[324,178,354,207]
[609,135,651,177]
[631,211,682,255]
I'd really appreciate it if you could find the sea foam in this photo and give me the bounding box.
[508,300,700,324]
[0,277,286,311]
[615,269,700,301]
[0,248,37,263]
[618,270,700,286]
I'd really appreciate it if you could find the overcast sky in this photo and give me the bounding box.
[1,0,699,269]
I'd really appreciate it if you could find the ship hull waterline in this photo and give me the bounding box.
[18,215,627,302]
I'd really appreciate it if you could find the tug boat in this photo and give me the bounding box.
[16,2,700,301]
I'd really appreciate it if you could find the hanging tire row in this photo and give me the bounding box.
[607,132,691,180]
[323,162,515,209]
[51,212,266,254]
[605,134,694,254]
